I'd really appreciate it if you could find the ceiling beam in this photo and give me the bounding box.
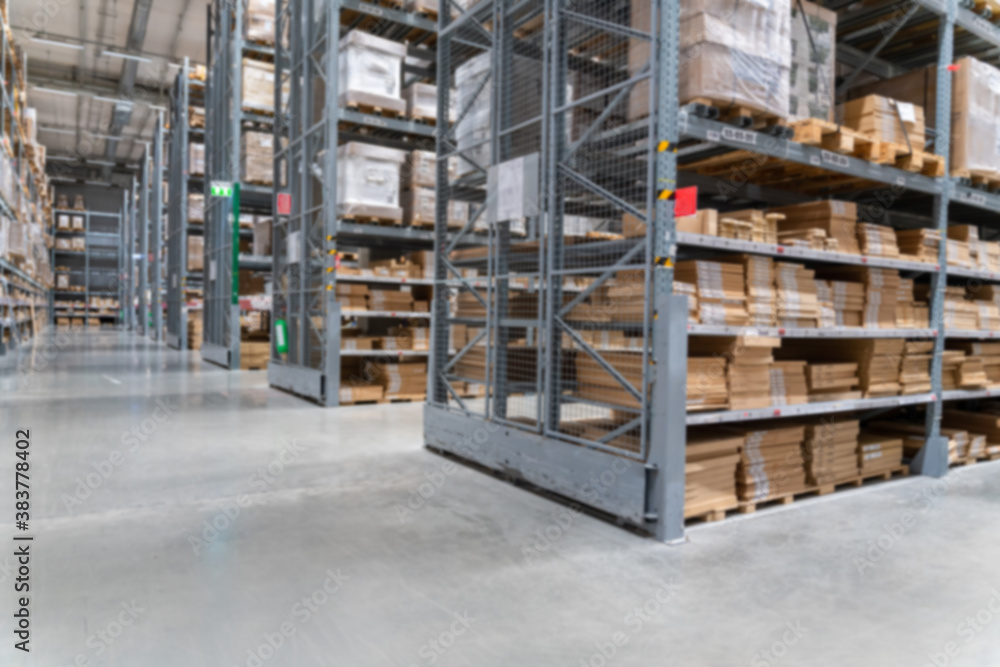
[103,0,156,179]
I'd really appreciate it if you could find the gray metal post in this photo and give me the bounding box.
[917,2,954,478]
[152,112,165,341]
[139,147,150,336]
[322,0,342,406]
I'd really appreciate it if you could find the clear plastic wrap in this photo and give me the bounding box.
[403,82,437,121]
[242,59,276,113]
[338,31,407,113]
[336,142,407,221]
[189,143,205,176]
[629,0,790,120]
[789,0,835,120]
[246,0,275,44]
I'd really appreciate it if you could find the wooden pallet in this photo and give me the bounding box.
[684,502,741,525]
[686,97,792,135]
[792,118,945,177]
[738,465,909,515]
[409,112,437,126]
[345,103,402,119]
[952,168,1000,190]
[341,214,404,227]
[242,105,275,117]
[380,393,427,404]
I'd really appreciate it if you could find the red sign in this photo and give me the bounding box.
[674,186,697,217]
[277,192,292,215]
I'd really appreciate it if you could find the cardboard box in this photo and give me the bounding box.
[241,131,273,185]
[188,236,204,272]
[253,217,272,256]
[338,31,407,114]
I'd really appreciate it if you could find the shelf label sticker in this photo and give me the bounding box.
[721,127,757,145]
[821,150,850,168]
[287,231,302,264]
[706,130,720,142]
[210,181,233,197]
[209,260,217,281]
[895,176,905,187]
[809,155,821,166]
[896,102,916,123]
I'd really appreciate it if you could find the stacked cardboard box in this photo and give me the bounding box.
[369,288,415,312]
[687,357,729,412]
[242,59,275,113]
[190,144,205,176]
[187,236,203,272]
[685,428,742,517]
[675,261,749,326]
[240,341,270,370]
[769,361,808,406]
[770,201,860,255]
[336,283,370,312]
[718,255,774,326]
[938,286,978,330]
[337,143,407,222]
[737,422,808,502]
[718,210,781,244]
[245,0,275,43]
[802,419,860,485]
[402,83,436,121]
[952,342,1000,386]
[896,228,941,264]
[675,281,700,324]
[377,359,427,399]
[814,279,864,327]
[899,341,933,394]
[856,223,899,258]
[805,363,861,401]
[689,336,781,410]
[946,239,972,268]
[817,267,899,328]
[869,420,968,463]
[856,432,904,475]
[188,194,204,224]
[780,338,903,397]
[852,56,1000,178]
[789,0,836,121]
[775,262,819,327]
[941,349,988,390]
[241,131,273,185]
[838,95,925,146]
[972,293,1000,330]
[942,408,1000,457]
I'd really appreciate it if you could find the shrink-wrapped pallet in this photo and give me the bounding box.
[789,0,836,121]
[338,32,407,114]
[241,131,274,185]
[629,0,791,121]
[246,0,275,44]
[336,142,407,222]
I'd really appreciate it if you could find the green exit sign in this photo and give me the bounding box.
[210,181,233,197]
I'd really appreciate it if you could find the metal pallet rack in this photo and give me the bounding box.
[202,0,275,370]
[0,8,52,353]
[166,58,206,350]
[50,208,124,327]
[423,0,1000,542]
[123,177,139,331]
[268,0,439,405]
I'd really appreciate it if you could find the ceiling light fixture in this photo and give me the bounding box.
[101,50,152,64]
[31,37,85,51]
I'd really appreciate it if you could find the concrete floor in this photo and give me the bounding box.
[1,330,999,667]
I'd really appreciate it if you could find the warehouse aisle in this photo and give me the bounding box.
[2,330,1000,667]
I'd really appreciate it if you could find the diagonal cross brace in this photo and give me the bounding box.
[556,317,642,403]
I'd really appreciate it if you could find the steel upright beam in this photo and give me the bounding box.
[917,1,955,479]
[151,111,165,341]
[138,146,150,336]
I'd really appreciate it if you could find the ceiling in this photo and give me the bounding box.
[13,0,207,186]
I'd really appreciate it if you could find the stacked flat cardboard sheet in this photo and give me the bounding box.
[770,201,861,255]
[676,261,749,326]
[736,422,809,502]
[856,432,904,474]
[775,262,819,327]
[685,428,742,517]
[802,419,860,485]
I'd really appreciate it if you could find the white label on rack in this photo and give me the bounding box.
[895,176,905,187]
[706,130,720,142]
[171,273,177,288]
[288,231,301,264]
[896,102,916,123]
[721,127,757,145]
[809,155,821,166]
[821,150,850,168]
[209,260,217,282]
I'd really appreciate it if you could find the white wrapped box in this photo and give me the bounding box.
[402,187,435,227]
[243,59,276,113]
[190,143,205,176]
[403,83,437,121]
[338,31,407,114]
[246,0,275,44]
[0,217,7,258]
[336,142,407,222]
[242,132,274,185]
[404,150,443,189]
[188,194,205,224]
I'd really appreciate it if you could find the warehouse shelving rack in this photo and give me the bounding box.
[50,208,124,328]
[202,0,276,370]
[123,176,138,331]
[423,0,1000,542]
[268,0,439,405]
[166,58,206,351]
[0,259,47,355]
